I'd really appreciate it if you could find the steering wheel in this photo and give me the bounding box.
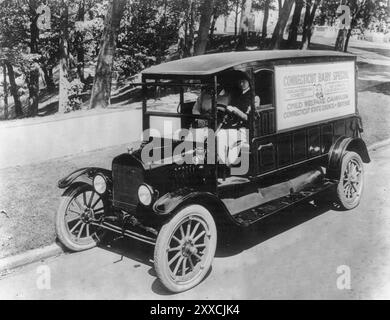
[217,103,248,129]
[216,103,227,112]
[215,103,230,126]
[216,103,228,116]
[216,103,238,129]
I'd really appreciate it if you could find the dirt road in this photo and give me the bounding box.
[0,145,389,299]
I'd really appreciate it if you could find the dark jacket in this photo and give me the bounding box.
[231,89,251,113]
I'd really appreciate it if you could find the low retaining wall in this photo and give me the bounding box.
[314,26,338,38]
[314,26,390,43]
[0,109,142,169]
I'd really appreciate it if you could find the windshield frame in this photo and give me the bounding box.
[141,75,219,133]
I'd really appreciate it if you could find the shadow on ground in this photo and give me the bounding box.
[349,45,390,57]
[216,200,335,258]
[356,61,390,93]
[361,82,390,96]
[95,196,336,296]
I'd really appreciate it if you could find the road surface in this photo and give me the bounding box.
[0,145,389,299]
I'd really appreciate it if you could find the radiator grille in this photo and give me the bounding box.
[112,164,143,209]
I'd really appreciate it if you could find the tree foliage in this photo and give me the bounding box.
[317,0,388,51]
[1,0,389,119]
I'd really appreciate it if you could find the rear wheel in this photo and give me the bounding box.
[154,205,217,293]
[336,151,364,210]
[56,183,106,252]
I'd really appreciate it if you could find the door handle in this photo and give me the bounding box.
[258,142,274,151]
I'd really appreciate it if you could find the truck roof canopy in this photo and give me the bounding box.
[142,50,354,78]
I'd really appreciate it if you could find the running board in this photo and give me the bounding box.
[92,221,157,245]
[233,179,338,226]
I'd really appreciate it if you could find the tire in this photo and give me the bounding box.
[56,183,107,252]
[336,151,364,210]
[154,205,217,293]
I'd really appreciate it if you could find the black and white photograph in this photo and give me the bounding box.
[0,0,389,301]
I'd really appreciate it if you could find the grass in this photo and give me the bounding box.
[0,144,126,259]
[358,92,390,146]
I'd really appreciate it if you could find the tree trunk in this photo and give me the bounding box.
[278,0,283,19]
[262,0,270,39]
[76,0,85,83]
[301,0,319,50]
[240,0,253,34]
[343,9,360,52]
[42,66,55,91]
[300,0,311,49]
[210,14,218,39]
[237,0,253,50]
[344,27,353,52]
[234,1,240,37]
[287,0,304,47]
[270,0,295,49]
[6,62,23,117]
[90,0,126,109]
[157,0,168,63]
[186,0,195,57]
[28,0,39,117]
[3,63,8,120]
[194,0,215,56]
[335,28,347,51]
[177,17,186,59]
[59,1,70,113]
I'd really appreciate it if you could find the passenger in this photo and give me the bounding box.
[192,87,212,116]
[192,86,231,116]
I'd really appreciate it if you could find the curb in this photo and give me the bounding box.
[0,243,65,273]
[1,138,390,274]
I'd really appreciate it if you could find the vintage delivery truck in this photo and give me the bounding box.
[56,50,370,292]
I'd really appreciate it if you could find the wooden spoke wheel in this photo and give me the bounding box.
[336,151,364,210]
[154,205,217,293]
[56,183,106,251]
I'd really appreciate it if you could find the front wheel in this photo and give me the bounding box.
[55,183,107,252]
[336,151,364,210]
[154,205,217,293]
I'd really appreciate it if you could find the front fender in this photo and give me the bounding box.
[152,188,240,226]
[58,167,112,189]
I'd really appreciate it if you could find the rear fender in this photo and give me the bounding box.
[58,167,112,189]
[327,136,370,179]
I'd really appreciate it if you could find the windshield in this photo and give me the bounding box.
[146,88,199,113]
[143,80,210,140]
[143,72,251,139]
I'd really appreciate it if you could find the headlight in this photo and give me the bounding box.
[138,184,154,206]
[93,174,107,194]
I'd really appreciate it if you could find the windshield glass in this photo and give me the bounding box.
[143,72,251,139]
[146,89,199,113]
[144,80,205,139]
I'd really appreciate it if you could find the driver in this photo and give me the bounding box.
[232,79,252,115]
[189,81,250,169]
[217,80,250,168]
